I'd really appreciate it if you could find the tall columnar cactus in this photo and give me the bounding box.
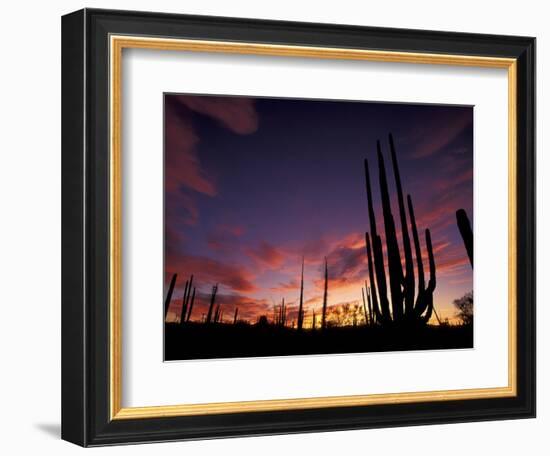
[206,284,218,324]
[297,257,305,331]
[456,209,473,267]
[312,309,316,330]
[164,273,177,321]
[364,134,437,327]
[233,307,239,324]
[321,257,328,329]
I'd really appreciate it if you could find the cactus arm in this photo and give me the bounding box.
[425,229,436,293]
[456,209,473,267]
[407,194,425,294]
[364,158,379,239]
[365,233,384,323]
[389,134,415,313]
[374,234,392,322]
[164,273,177,321]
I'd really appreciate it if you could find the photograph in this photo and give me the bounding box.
[163,94,474,361]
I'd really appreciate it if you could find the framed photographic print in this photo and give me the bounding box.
[61,8,535,446]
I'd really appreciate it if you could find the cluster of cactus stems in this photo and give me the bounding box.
[274,299,288,326]
[456,209,473,267]
[364,134,437,327]
[361,286,376,326]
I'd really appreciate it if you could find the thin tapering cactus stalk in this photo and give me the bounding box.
[186,287,196,322]
[182,279,189,312]
[206,284,218,323]
[367,286,374,326]
[376,141,404,321]
[321,257,328,329]
[407,194,425,298]
[233,307,239,324]
[389,134,415,312]
[297,257,305,330]
[180,294,188,325]
[432,304,442,325]
[312,309,316,330]
[361,288,368,326]
[185,275,194,307]
[456,209,473,267]
[365,233,387,322]
[364,157,390,320]
[164,273,177,321]
[426,229,436,294]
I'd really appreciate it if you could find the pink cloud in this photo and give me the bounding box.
[166,253,257,293]
[247,241,285,268]
[164,95,259,248]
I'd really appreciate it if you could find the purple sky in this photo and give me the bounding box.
[164,94,473,325]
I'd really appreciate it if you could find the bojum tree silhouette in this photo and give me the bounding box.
[364,134,437,327]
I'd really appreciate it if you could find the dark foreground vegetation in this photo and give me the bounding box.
[165,322,473,360]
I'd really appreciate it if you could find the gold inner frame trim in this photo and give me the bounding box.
[109,35,518,420]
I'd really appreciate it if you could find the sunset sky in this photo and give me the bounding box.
[164,94,473,326]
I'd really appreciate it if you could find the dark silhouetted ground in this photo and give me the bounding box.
[164,322,473,361]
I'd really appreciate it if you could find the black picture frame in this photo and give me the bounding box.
[62,8,535,447]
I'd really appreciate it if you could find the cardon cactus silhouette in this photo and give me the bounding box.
[164,273,177,321]
[456,209,473,267]
[364,134,437,327]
